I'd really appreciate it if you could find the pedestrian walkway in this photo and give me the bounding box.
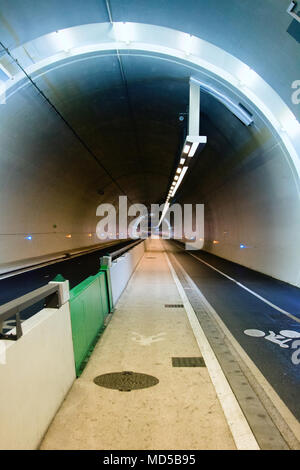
[40,239,236,450]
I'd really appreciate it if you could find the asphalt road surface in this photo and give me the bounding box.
[166,240,300,422]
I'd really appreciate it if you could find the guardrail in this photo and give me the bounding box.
[107,239,144,260]
[0,239,143,344]
[101,239,145,307]
[0,238,132,280]
[0,284,62,341]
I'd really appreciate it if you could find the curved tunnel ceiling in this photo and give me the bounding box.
[0,1,299,287]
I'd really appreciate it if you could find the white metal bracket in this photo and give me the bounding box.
[287,1,300,23]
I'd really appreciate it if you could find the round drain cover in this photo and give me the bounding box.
[93,371,159,391]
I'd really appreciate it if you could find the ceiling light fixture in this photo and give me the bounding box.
[183,135,207,157]
[183,144,191,154]
[158,202,170,227]
[188,142,200,157]
[159,80,208,227]
[171,166,188,197]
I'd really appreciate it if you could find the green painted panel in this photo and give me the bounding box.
[98,275,108,317]
[69,271,109,376]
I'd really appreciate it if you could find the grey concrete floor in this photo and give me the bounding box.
[40,239,236,450]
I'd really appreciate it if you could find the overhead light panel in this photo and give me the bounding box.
[159,80,208,228]
[158,202,170,226]
[188,142,200,157]
[171,166,188,197]
[182,135,207,158]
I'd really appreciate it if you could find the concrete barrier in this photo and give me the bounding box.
[0,303,75,449]
[110,241,145,305]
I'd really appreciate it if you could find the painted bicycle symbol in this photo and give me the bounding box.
[131,332,166,346]
[244,329,300,365]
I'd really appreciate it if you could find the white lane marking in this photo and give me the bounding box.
[244,329,300,362]
[244,329,297,349]
[169,252,300,445]
[281,330,300,338]
[291,342,300,365]
[164,251,260,451]
[174,242,300,324]
[244,329,266,337]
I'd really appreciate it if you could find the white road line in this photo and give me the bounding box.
[174,242,300,324]
[165,250,260,451]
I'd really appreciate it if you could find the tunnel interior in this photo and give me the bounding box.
[0,0,299,287]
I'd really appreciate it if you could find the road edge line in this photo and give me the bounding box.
[183,247,300,324]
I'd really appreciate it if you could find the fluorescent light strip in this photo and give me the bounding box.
[183,144,191,154]
[188,141,199,157]
[180,158,185,164]
[176,167,182,174]
[158,202,170,226]
[171,166,188,196]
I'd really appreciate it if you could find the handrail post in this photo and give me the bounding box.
[100,256,114,313]
[0,283,66,341]
[100,255,112,267]
[48,279,70,307]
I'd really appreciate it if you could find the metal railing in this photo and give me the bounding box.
[0,239,144,341]
[0,284,62,341]
[109,239,144,260]
[0,238,131,280]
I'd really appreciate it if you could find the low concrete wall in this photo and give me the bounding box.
[110,241,145,305]
[0,303,75,449]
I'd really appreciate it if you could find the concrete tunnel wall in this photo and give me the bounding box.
[0,1,299,286]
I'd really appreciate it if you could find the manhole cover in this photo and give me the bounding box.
[93,371,159,391]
